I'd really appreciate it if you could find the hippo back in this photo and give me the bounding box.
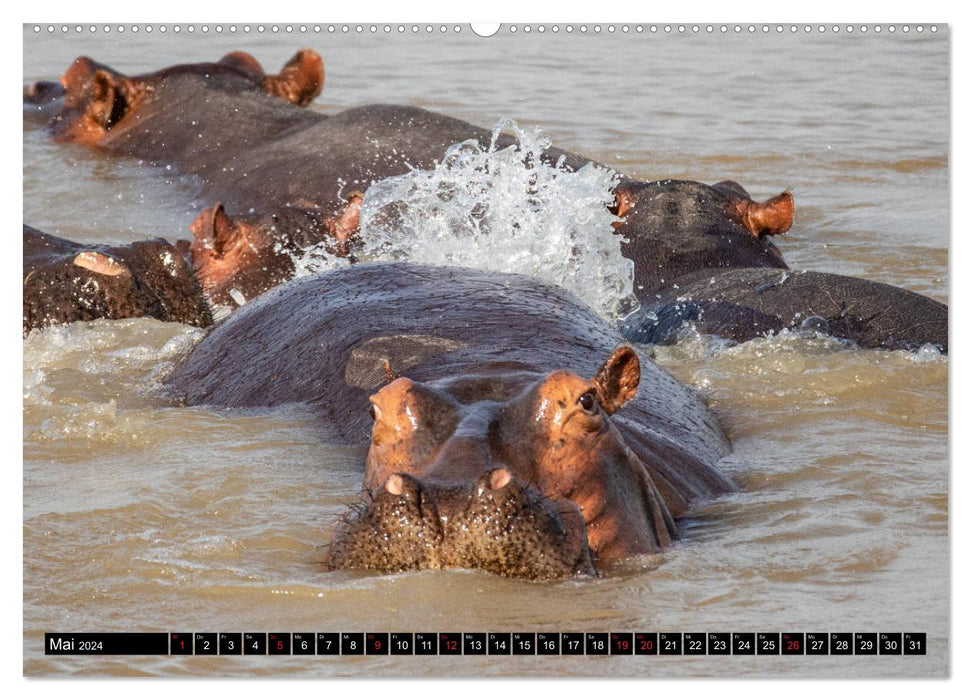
[204,104,594,218]
[100,72,323,176]
[624,267,949,352]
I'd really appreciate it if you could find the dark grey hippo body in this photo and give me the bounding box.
[165,263,733,578]
[623,268,948,352]
[23,225,212,335]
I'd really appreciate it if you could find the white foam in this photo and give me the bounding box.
[293,118,636,321]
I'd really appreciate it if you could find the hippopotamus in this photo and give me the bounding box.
[610,179,792,290]
[44,49,322,141]
[35,52,946,353]
[24,47,323,120]
[611,180,948,352]
[23,225,211,335]
[164,263,734,578]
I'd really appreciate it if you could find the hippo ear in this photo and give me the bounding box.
[732,190,795,238]
[592,345,640,415]
[61,56,99,93]
[327,191,364,241]
[262,49,324,107]
[73,251,131,277]
[60,58,126,130]
[86,69,124,129]
[189,203,238,257]
[609,186,637,219]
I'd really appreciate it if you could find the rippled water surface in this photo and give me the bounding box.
[22,26,948,677]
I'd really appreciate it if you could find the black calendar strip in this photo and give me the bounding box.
[45,632,926,656]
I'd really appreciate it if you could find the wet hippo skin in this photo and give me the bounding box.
[165,263,734,578]
[622,267,948,353]
[23,225,212,335]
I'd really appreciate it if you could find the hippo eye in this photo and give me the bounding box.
[577,391,599,414]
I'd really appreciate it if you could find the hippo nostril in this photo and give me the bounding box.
[488,468,512,491]
[385,473,405,495]
[472,468,514,498]
[383,473,425,505]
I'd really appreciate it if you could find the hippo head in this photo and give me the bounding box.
[46,50,323,144]
[23,226,212,335]
[188,203,295,309]
[611,179,793,296]
[189,197,362,308]
[328,346,676,579]
[47,56,128,144]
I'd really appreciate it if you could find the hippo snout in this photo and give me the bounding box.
[327,468,595,580]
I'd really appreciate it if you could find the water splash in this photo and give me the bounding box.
[318,118,636,320]
[287,239,351,280]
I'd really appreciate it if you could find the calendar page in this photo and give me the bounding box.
[22,20,949,680]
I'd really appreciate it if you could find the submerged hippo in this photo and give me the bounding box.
[165,263,734,578]
[611,180,948,352]
[23,225,211,335]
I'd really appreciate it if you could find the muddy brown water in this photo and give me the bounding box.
[22,25,948,677]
